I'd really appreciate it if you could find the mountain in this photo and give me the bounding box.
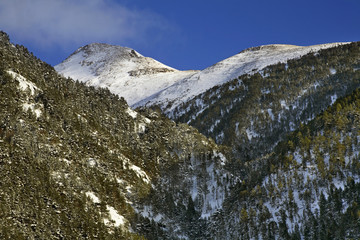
[173,42,360,163]
[3,29,360,240]
[57,41,360,163]
[0,31,233,239]
[134,43,350,112]
[213,85,360,239]
[56,42,349,111]
[55,43,198,106]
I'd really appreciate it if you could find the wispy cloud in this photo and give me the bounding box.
[0,0,172,48]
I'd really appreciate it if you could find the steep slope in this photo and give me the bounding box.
[55,43,198,106]
[136,43,349,112]
[172,42,360,163]
[56,42,359,164]
[56,43,349,111]
[210,86,360,239]
[0,32,233,239]
[5,30,360,239]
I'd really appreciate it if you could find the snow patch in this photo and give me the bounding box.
[246,129,259,141]
[129,163,150,184]
[51,171,69,186]
[137,123,147,134]
[144,117,151,124]
[116,178,126,185]
[331,93,338,105]
[7,70,43,118]
[7,70,39,95]
[280,100,289,110]
[86,191,100,204]
[261,88,271,94]
[104,205,126,227]
[136,205,164,223]
[333,179,345,190]
[22,103,42,118]
[267,108,275,120]
[313,81,321,89]
[85,191,127,228]
[87,158,97,167]
[191,175,198,200]
[213,151,227,166]
[60,158,71,165]
[126,107,138,119]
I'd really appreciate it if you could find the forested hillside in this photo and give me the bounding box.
[172,42,360,165]
[0,31,232,239]
[210,85,360,239]
[1,30,360,239]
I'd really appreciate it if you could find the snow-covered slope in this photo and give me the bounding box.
[56,42,350,110]
[55,43,198,106]
[136,43,350,112]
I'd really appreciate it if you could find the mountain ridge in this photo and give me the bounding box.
[171,42,360,164]
[56,42,350,111]
[55,43,198,106]
[55,40,360,166]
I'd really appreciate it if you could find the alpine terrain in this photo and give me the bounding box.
[1,29,360,239]
[0,31,233,239]
[56,42,360,162]
[55,43,198,106]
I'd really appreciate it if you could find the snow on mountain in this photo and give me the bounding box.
[136,43,350,113]
[55,43,198,106]
[56,42,350,111]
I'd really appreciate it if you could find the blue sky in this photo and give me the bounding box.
[1,0,360,70]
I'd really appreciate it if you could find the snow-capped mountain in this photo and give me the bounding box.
[55,43,198,106]
[3,30,360,240]
[56,42,349,112]
[171,42,360,163]
[136,43,351,113]
[0,32,233,239]
[56,41,358,164]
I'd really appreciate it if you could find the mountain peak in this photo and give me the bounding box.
[67,43,142,62]
[56,41,351,109]
[55,43,195,105]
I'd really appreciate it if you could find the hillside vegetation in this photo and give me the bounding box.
[211,83,360,239]
[1,30,360,239]
[0,31,232,239]
[172,42,360,165]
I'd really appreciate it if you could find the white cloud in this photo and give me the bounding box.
[0,0,171,47]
